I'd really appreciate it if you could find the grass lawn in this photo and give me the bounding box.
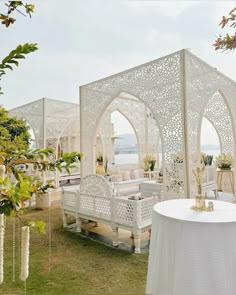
[1,206,149,295]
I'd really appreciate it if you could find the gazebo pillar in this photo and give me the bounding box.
[181,50,190,198]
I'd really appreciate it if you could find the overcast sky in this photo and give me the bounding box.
[1,0,235,144]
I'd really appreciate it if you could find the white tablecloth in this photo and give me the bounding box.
[146,199,236,295]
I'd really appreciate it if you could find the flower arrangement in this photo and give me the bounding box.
[215,153,234,169]
[143,155,156,171]
[193,166,205,195]
[201,152,213,166]
[96,152,103,164]
[192,165,207,210]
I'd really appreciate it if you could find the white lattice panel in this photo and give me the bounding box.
[185,50,236,196]
[80,174,112,198]
[62,190,77,212]
[9,98,80,155]
[114,199,135,226]
[79,194,111,220]
[9,98,44,148]
[140,198,156,226]
[204,92,234,154]
[80,51,184,194]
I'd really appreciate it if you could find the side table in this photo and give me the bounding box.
[143,170,159,180]
[217,169,234,195]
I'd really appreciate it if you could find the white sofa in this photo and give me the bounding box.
[61,174,158,253]
[202,166,218,198]
[110,168,148,196]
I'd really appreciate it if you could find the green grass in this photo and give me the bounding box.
[0,207,148,295]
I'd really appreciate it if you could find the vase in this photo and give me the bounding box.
[36,192,51,209]
[96,165,105,175]
[195,194,206,209]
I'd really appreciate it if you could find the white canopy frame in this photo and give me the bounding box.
[80,49,236,197]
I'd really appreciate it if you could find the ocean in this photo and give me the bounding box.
[114,149,221,165]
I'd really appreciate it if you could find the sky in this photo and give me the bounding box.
[1,0,235,144]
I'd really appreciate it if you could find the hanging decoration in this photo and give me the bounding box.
[0,214,5,284]
[19,226,30,282]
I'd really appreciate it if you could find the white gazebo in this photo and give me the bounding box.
[80,49,236,198]
[9,98,80,156]
[9,98,81,186]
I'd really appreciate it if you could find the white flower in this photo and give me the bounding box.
[215,153,234,169]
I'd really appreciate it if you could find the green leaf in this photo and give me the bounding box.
[4,64,13,70]
[15,54,25,59]
[0,43,38,95]
[8,60,19,66]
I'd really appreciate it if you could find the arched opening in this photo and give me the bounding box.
[200,117,220,159]
[202,90,234,155]
[111,110,138,165]
[93,92,161,179]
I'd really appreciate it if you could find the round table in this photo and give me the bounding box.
[146,199,236,295]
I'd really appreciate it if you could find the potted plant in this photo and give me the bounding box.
[201,153,213,166]
[96,152,103,165]
[149,159,156,171]
[143,155,156,171]
[215,153,234,170]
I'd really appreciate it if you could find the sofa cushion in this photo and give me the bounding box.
[111,174,122,182]
[130,169,136,179]
[133,169,141,179]
[121,171,130,181]
[110,166,120,174]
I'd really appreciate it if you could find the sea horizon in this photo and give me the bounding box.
[114,148,221,165]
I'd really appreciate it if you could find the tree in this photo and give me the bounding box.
[0,106,30,149]
[0,43,38,95]
[0,1,82,286]
[0,106,82,216]
[0,2,37,94]
[0,1,34,27]
[214,6,236,51]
